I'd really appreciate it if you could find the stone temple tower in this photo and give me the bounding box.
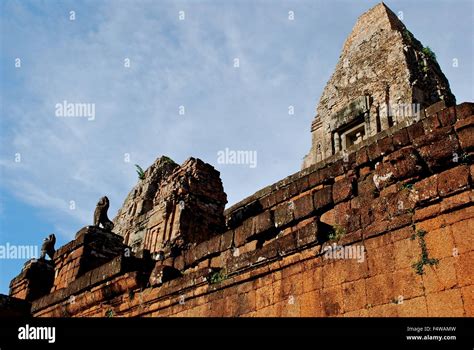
[302,2,455,169]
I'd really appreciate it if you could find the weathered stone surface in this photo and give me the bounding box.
[32,267,144,315]
[308,162,344,187]
[437,106,457,127]
[313,186,333,211]
[355,147,370,166]
[219,230,234,251]
[296,219,319,247]
[113,156,178,246]
[455,102,474,120]
[406,121,425,142]
[413,127,461,171]
[149,264,181,286]
[233,213,269,248]
[373,146,422,189]
[422,113,441,131]
[455,115,474,152]
[9,259,54,301]
[226,200,263,229]
[358,174,377,200]
[0,294,31,317]
[273,201,294,228]
[114,157,227,256]
[437,166,470,197]
[293,192,315,219]
[425,100,446,117]
[254,210,274,235]
[276,231,298,256]
[392,128,410,149]
[51,226,126,292]
[414,175,438,203]
[333,176,354,204]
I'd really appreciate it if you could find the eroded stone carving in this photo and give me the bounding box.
[39,234,56,260]
[113,157,227,257]
[93,196,114,231]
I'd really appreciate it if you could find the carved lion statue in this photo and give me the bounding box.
[39,234,56,260]
[93,196,114,231]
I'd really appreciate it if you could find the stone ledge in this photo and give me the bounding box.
[223,104,468,227]
[53,226,123,259]
[31,255,151,313]
[0,294,31,317]
[30,199,473,317]
[20,102,474,316]
[33,272,142,317]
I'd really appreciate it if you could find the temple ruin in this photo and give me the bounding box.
[303,3,455,168]
[2,3,473,318]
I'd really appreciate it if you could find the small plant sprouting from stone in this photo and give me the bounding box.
[128,290,135,300]
[422,46,437,61]
[456,152,471,164]
[328,224,346,242]
[105,309,114,317]
[401,183,414,191]
[161,156,176,165]
[135,164,145,180]
[461,153,471,164]
[402,29,414,45]
[209,269,227,284]
[411,229,439,275]
[418,61,427,75]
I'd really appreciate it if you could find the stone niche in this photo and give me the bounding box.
[113,156,227,258]
[330,95,371,153]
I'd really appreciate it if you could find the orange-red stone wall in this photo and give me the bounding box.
[27,103,474,317]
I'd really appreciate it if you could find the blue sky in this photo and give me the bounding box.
[0,0,473,294]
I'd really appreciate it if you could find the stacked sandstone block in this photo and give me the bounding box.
[51,226,126,292]
[9,259,54,301]
[136,103,473,317]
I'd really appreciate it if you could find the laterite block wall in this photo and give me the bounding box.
[17,103,474,317]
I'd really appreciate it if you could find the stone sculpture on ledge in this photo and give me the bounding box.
[39,234,56,260]
[93,196,114,231]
